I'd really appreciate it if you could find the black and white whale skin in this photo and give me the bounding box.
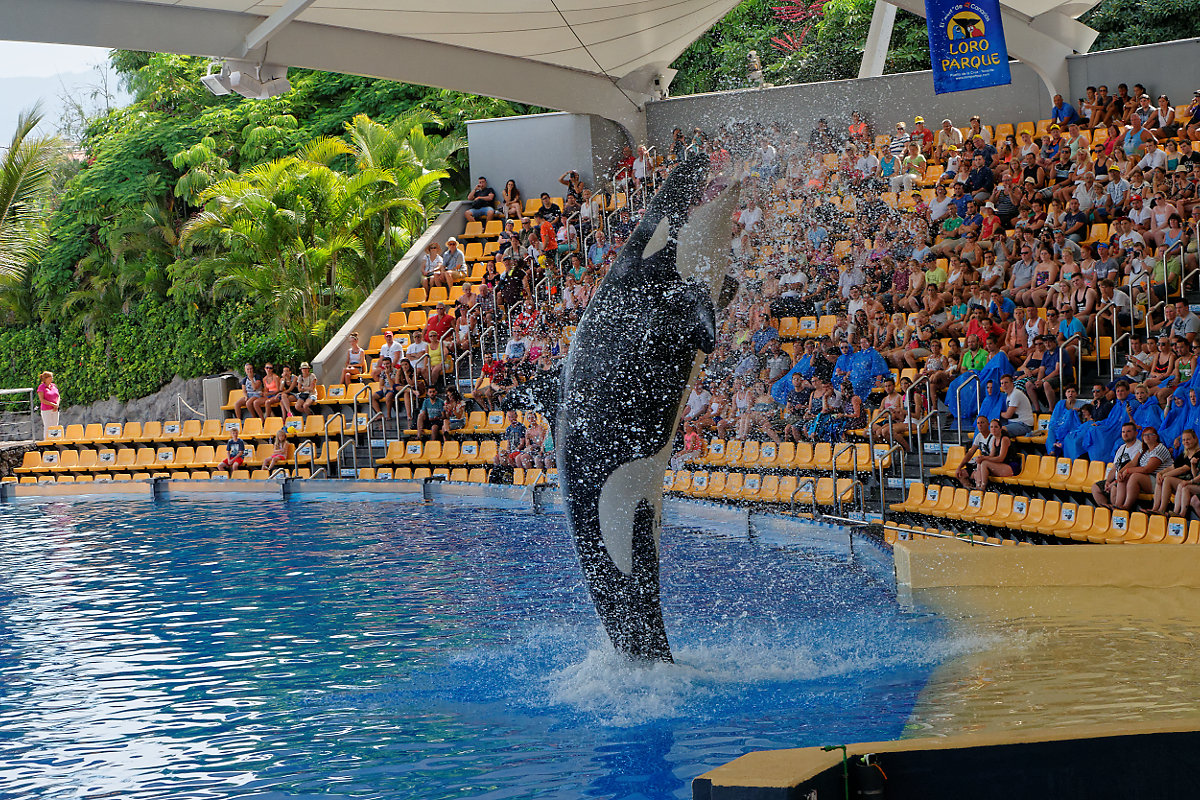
[557,156,738,662]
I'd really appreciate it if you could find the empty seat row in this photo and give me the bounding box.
[891,482,1200,544]
[377,439,499,467]
[7,468,315,484]
[14,442,333,476]
[354,467,489,482]
[694,440,890,473]
[41,415,356,448]
[665,470,855,507]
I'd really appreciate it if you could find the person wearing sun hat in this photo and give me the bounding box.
[912,116,934,156]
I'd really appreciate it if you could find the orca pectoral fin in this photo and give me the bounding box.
[630,498,673,663]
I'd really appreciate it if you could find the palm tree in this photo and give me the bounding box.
[177,113,462,357]
[0,105,62,324]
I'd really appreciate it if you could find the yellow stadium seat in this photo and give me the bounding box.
[671,470,693,494]
[37,425,65,446]
[929,447,963,477]
[401,287,428,309]
[461,221,484,240]
[790,442,814,470]
[48,449,80,473]
[758,474,780,504]
[1161,517,1188,545]
[1017,498,1051,533]
[221,389,245,411]
[136,421,163,443]
[739,440,761,469]
[696,439,727,467]
[689,471,709,496]
[699,471,726,499]
[723,472,744,500]
[890,482,925,514]
[758,441,780,469]
[467,468,487,483]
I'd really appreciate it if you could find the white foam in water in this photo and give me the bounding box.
[525,623,1007,728]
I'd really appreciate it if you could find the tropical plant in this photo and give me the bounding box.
[0,105,62,324]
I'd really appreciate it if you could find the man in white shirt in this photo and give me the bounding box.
[739,199,763,232]
[1101,166,1129,218]
[378,330,405,364]
[779,267,809,298]
[1134,139,1168,173]
[999,374,1035,437]
[1116,216,1146,253]
[936,119,963,160]
[684,382,712,421]
[854,149,879,179]
[1093,421,1143,508]
[1072,173,1101,215]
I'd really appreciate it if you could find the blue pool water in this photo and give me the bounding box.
[0,500,952,799]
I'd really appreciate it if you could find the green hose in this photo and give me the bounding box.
[820,744,849,800]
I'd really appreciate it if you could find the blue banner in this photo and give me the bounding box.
[925,0,1012,94]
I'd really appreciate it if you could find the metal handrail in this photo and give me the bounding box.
[903,374,939,477]
[1145,299,1165,339]
[831,442,858,517]
[1109,332,1131,381]
[0,387,36,442]
[790,476,819,517]
[874,444,906,517]
[291,439,315,477]
[322,412,344,475]
[1057,332,1083,395]
[175,393,206,422]
[332,439,356,478]
[953,372,981,443]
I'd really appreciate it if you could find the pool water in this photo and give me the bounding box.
[0,500,952,799]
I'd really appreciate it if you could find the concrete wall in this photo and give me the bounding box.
[466,112,602,201]
[644,61,1051,150]
[310,202,467,386]
[1068,37,1200,108]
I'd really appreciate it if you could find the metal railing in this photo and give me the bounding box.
[0,387,36,442]
[904,374,939,477]
[879,522,1001,547]
[953,372,981,443]
[789,476,819,517]
[875,444,906,517]
[1057,332,1083,396]
[323,413,344,474]
[831,442,861,518]
[331,439,357,478]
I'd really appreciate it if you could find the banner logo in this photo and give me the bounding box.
[926,0,1011,94]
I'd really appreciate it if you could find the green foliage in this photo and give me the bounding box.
[0,299,297,405]
[671,0,930,93]
[0,51,510,404]
[1082,0,1200,51]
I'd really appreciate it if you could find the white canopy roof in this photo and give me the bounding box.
[0,0,1099,137]
[0,0,745,135]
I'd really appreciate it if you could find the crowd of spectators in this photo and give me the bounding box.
[640,90,1200,516]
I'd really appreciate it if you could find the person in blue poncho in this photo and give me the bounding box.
[1160,388,1200,452]
[770,340,816,403]
[1046,385,1084,456]
[1130,383,1164,430]
[946,333,1014,420]
[1088,381,1141,461]
[849,336,893,399]
[978,378,1007,422]
[832,341,856,387]
[1063,381,1135,460]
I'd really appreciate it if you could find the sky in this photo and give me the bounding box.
[0,41,128,140]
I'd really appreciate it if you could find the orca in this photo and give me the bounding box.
[556,155,739,662]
